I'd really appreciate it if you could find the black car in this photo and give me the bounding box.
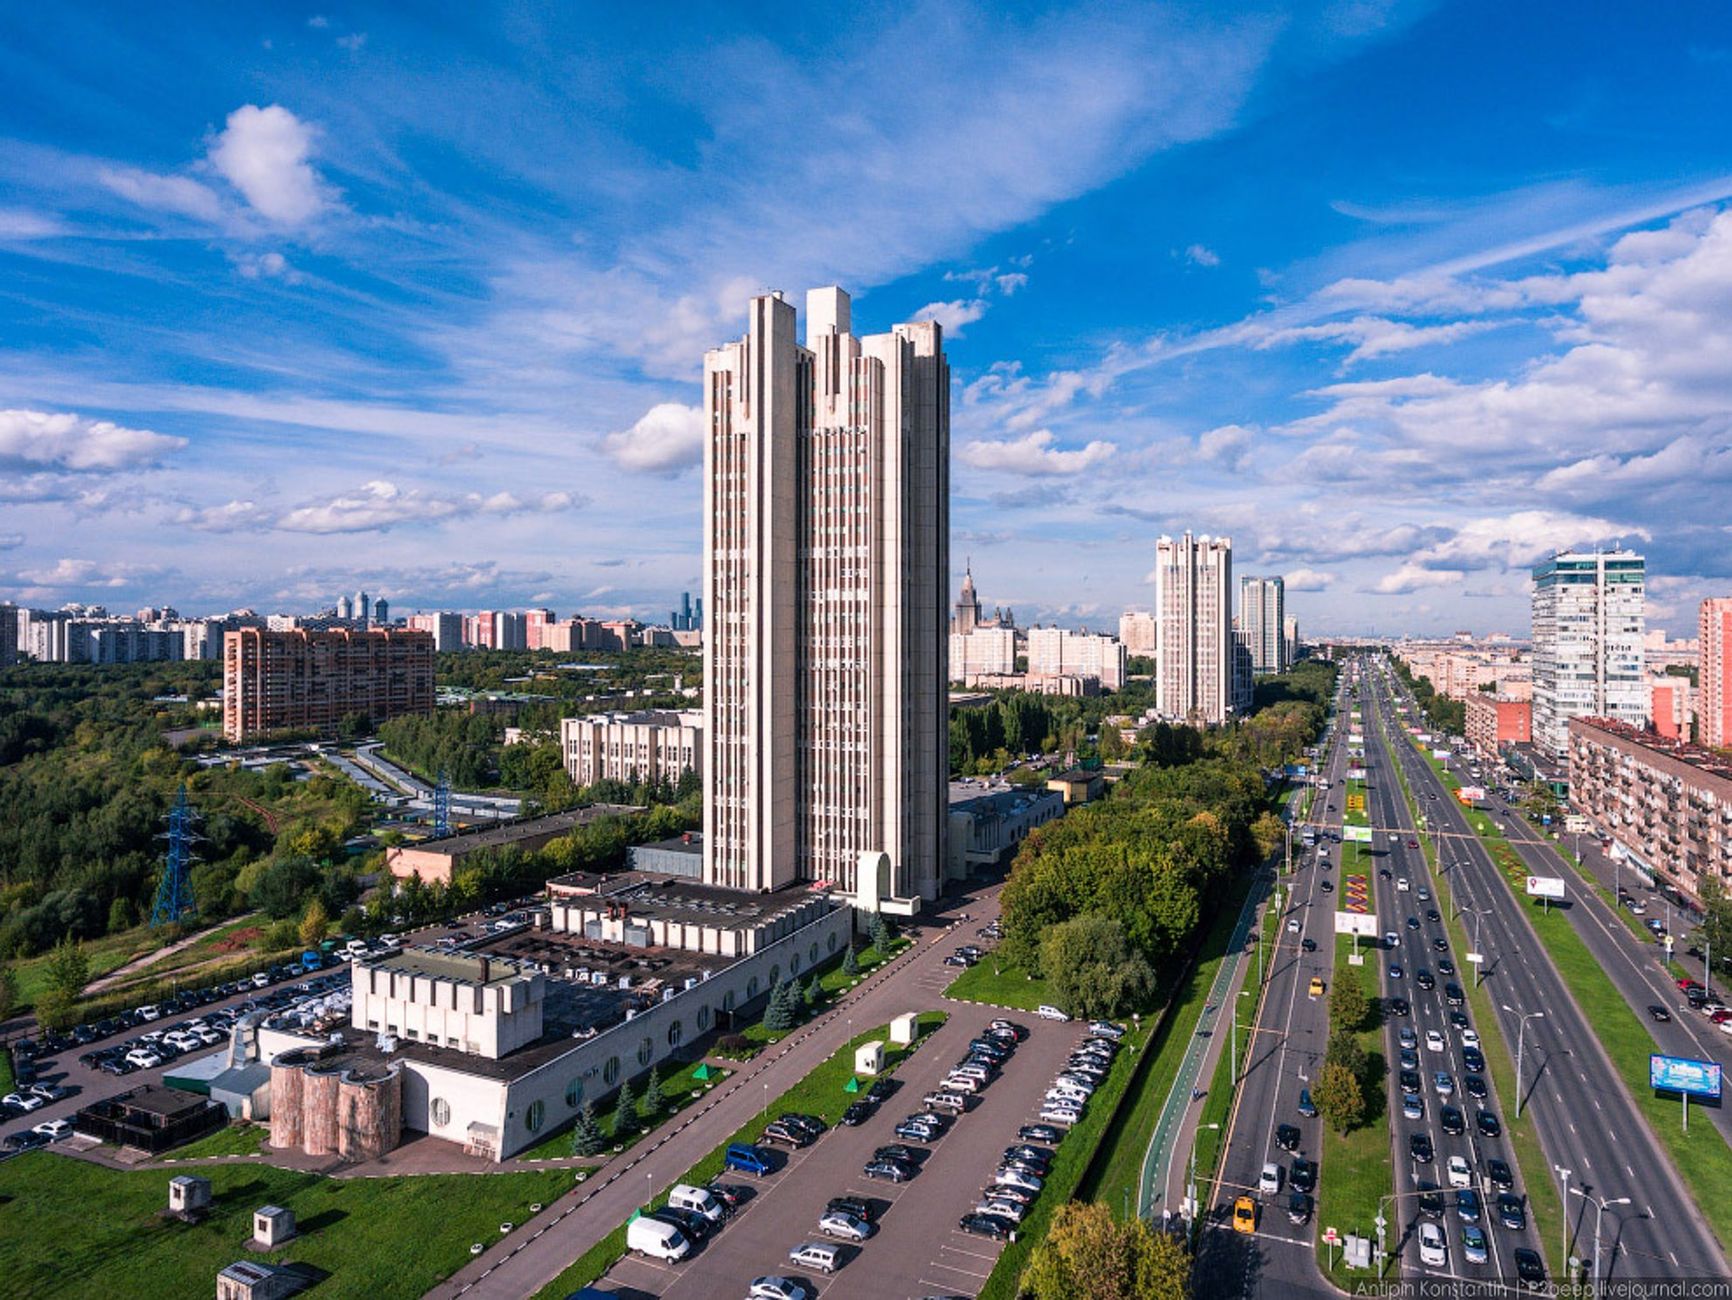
[1407,917,1421,931]
[1432,937,1449,952]
[959,1212,1013,1240]
[874,1143,920,1164]
[1004,1145,1052,1169]
[1380,868,1393,879]
[841,1102,873,1126]
[1648,1005,1672,1022]
[1486,1158,1513,1191]
[1301,938,1317,951]
[707,1182,749,1210]
[647,1206,713,1241]
[1449,1011,1469,1031]
[1477,1109,1501,1137]
[864,1158,915,1182]
[1287,1191,1312,1225]
[1416,1181,1444,1219]
[1399,1068,1422,1093]
[1463,1047,1486,1074]
[1440,1105,1465,1136]
[1019,1124,1061,1145]
[1415,970,1435,991]
[1291,1158,1316,1193]
[1427,909,1441,923]
[782,1112,827,1138]
[866,1079,898,1103]
[1389,997,1411,1017]
[827,1196,877,1223]
[1275,1124,1301,1153]
[2,1131,49,1153]
[1464,1074,1488,1100]
[1514,1247,1545,1287]
[1444,983,1465,1007]
[1320,880,1334,893]
[1410,1132,1434,1163]
[1498,1193,1527,1231]
[1438,958,1456,976]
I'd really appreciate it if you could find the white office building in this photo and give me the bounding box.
[949,627,1017,680]
[1237,575,1286,674]
[702,287,948,906]
[1153,532,1238,724]
[1025,626,1126,691]
[1118,610,1157,655]
[1530,548,1646,756]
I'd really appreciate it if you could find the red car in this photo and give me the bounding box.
[1677,978,1703,991]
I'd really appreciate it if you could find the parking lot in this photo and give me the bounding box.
[593,1002,1094,1299]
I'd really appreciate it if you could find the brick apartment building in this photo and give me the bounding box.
[1464,692,1531,759]
[223,627,434,742]
[1567,716,1732,906]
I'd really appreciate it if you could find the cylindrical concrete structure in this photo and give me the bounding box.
[268,1060,305,1150]
[336,1066,403,1162]
[302,1066,341,1156]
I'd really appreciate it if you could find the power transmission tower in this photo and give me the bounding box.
[151,785,200,927]
[434,769,451,837]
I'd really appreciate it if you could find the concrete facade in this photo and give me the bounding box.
[1464,693,1532,758]
[1025,626,1126,691]
[222,627,434,742]
[560,710,702,789]
[1701,598,1732,750]
[1153,532,1236,724]
[1531,549,1646,756]
[948,627,1016,680]
[703,287,948,902]
[946,781,1065,876]
[1118,610,1157,655]
[351,952,546,1059]
[1567,717,1732,906]
[1237,575,1286,674]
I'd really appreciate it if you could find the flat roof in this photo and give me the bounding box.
[405,804,641,858]
[363,949,530,989]
[562,876,826,932]
[634,836,701,856]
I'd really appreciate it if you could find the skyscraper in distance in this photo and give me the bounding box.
[1700,597,1732,749]
[1530,548,1646,756]
[1153,532,1237,724]
[702,287,948,903]
[1237,575,1286,674]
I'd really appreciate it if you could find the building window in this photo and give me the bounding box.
[431,1097,451,1127]
[565,1078,583,1109]
[526,1100,545,1134]
[696,1005,712,1031]
[603,1056,620,1086]
[637,1036,653,1067]
[770,964,781,987]
[789,952,801,974]
[827,932,838,954]
[367,1019,379,1030]
[722,990,736,1013]
[746,977,758,1001]
[810,941,820,963]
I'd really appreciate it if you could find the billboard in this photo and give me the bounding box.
[1458,786,1487,803]
[1334,910,1380,937]
[1346,767,1368,781]
[1650,1055,1723,1100]
[1564,814,1589,833]
[1343,825,1372,843]
[1432,748,1452,760]
[1525,876,1566,900]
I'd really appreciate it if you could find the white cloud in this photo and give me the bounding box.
[11,557,157,591]
[336,32,367,51]
[1195,423,1254,468]
[1374,563,1465,594]
[959,429,1116,476]
[1184,243,1221,267]
[208,104,331,225]
[171,500,274,532]
[995,272,1029,295]
[914,299,988,336]
[1259,315,1499,365]
[234,250,297,281]
[266,480,581,534]
[1283,567,1335,591]
[1406,510,1644,572]
[0,207,68,239]
[307,14,329,28]
[0,533,22,550]
[97,167,226,223]
[0,409,186,471]
[602,403,704,475]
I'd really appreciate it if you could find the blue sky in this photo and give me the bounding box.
[2,2,1729,636]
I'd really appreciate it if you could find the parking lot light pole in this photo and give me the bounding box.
[1503,1006,1545,1117]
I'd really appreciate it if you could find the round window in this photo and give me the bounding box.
[637,1036,652,1066]
[723,990,736,1013]
[526,1100,545,1134]
[809,941,819,963]
[827,932,838,953]
[668,1020,683,1048]
[697,1005,712,1031]
[564,1078,583,1109]
[430,1096,451,1127]
[603,1056,620,1086]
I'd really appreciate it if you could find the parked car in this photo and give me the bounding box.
[1036,1005,1071,1022]
[818,1210,872,1241]
[958,1212,1013,1240]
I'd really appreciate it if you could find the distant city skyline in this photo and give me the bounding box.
[2,6,1729,635]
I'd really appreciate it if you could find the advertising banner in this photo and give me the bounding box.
[1457,786,1486,803]
[1343,825,1372,843]
[1432,748,1452,760]
[1524,876,1566,900]
[1650,1055,1723,1100]
[1334,910,1380,937]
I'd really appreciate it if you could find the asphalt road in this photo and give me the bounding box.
[1374,667,1728,1284]
[1195,689,1349,1300]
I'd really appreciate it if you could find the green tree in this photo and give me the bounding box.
[1324,1031,1367,1084]
[571,1101,603,1156]
[1313,1060,1365,1134]
[1040,913,1155,1019]
[763,977,798,1033]
[1022,1201,1190,1300]
[840,943,860,977]
[42,936,90,1004]
[1328,976,1369,1036]
[106,896,134,935]
[611,1079,637,1138]
[802,974,821,1007]
[639,1067,664,1123]
[1696,876,1732,976]
[0,962,18,1022]
[299,897,330,949]
[1251,811,1287,861]
[868,911,893,954]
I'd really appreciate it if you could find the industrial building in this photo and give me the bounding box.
[383,804,641,885]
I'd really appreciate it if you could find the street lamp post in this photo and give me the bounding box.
[1570,1187,1631,1287]
[1231,989,1252,1085]
[1503,1006,1545,1117]
[1187,1122,1220,1224]
[1555,1166,1572,1269]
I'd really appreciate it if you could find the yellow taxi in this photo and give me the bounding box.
[1308,976,1326,999]
[1233,1195,1258,1234]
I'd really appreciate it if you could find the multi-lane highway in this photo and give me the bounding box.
[1374,664,1728,1284]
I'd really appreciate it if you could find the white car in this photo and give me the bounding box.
[1418,1220,1447,1268]
[125,1049,163,1069]
[1036,1005,1071,1022]
[1397,878,1411,892]
[1460,1029,1480,1049]
[1447,1155,1472,1189]
[1385,932,1400,948]
[1038,1107,1080,1128]
[995,1168,1043,1193]
[977,1197,1026,1222]
[1425,1030,1445,1053]
[31,1119,72,1142]
[750,1277,811,1300]
[1257,1162,1282,1195]
[3,1092,44,1113]
[817,1211,872,1241]
[1286,919,1300,933]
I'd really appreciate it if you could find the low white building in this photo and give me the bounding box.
[351,951,546,1059]
[561,710,703,788]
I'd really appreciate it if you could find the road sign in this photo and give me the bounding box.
[1465,952,1484,964]
[1650,1054,1723,1100]
[1525,876,1565,900]
[1324,1227,1340,1245]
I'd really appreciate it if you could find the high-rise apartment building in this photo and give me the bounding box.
[0,603,18,666]
[949,627,1016,680]
[702,287,947,903]
[1530,548,1646,756]
[1283,616,1300,667]
[1026,626,1126,690]
[1117,610,1157,655]
[222,627,434,741]
[1153,532,1237,724]
[1701,598,1732,749]
[1237,575,1286,674]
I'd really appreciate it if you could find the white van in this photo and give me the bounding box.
[626,1215,691,1262]
[787,1241,841,1274]
[667,1183,726,1223]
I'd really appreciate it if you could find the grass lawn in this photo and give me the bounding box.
[157,1122,269,1161]
[712,938,912,1059]
[1081,865,1260,1216]
[0,1151,573,1298]
[944,956,1053,1011]
[12,928,160,1009]
[530,1012,948,1300]
[0,1046,13,1095]
[1314,933,1392,1287]
[514,1065,733,1162]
